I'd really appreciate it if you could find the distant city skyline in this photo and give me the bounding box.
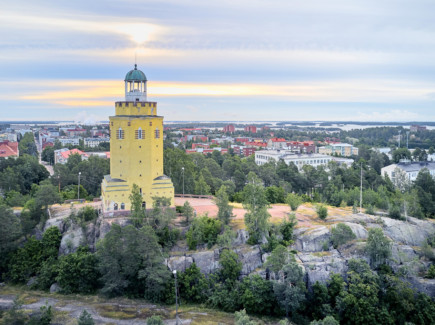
[2,1,435,122]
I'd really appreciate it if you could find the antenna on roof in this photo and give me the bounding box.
[135,51,137,66]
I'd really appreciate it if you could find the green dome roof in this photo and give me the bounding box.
[124,64,147,81]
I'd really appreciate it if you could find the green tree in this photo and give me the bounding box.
[182,200,194,225]
[286,193,302,211]
[129,183,145,226]
[392,147,411,163]
[366,228,392,268]
[34,180,62,221]
[215,185,234,225]
[273,261,306,318]
[310,316,339,325]
[243,175,270,244]
[219,249,242,282]
[78,310,95,325]
[337,259,387,325]
[239,275,276,315]
[0,204,22,260]
[56,246,100,294]
[97,224,171,299]
[41,146,55,164]
[331,223,356,248]
[414,168,435,218]
[265,245,292,273]
[178,263,208,302]
[195,174,211,195]
[27,304,52,325]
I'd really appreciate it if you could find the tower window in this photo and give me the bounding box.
[135,127,143,139]
[149,122,152,126]
[155,128,160,139]
[117,128,124,140]
[128,122,131,126]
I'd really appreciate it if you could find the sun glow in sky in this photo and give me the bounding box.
[1,1,435,122]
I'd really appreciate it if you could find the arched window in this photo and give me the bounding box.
[155,127,160,139]
[117,127,124,139]
[142,201,146,209]
[135,127,143,139]
[114,203,118,211]
[121,203,125,210]
[151,108,154,115]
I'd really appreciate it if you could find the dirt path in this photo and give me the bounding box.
[0,291,198,324]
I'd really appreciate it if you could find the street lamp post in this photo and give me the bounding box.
[173,270,179,325]
[78,172,81,200]
[181,167,185,197]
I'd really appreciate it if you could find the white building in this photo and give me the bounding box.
[318,143,358,156]
[255,150,353,170]
[84,137,110,148]
[58,137,80,146]
[381,161,435,189]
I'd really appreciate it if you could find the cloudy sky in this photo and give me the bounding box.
[1,0,435,122]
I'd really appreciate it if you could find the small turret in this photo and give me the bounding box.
[124,64,147,102]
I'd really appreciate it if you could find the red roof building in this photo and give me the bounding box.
[0,140,19,158]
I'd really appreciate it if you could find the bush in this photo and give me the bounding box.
[186,216,222,250]
[147,315,164,325]
[286,193,302,211]
[78,310,95,325]
[178,263,208,302]
[56,246,100,294]
[316,204,328,220]
[331,223,356,248]
[426,265,435,279]
[219,249,242,282]
[365,204,375,215]
[234,309,257,325]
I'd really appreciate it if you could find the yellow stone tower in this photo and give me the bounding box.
[101,64,174,213]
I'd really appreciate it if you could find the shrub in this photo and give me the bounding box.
[235,309,257,325]
[219,249,242,282]
[78,310,95,325]
[186,216,222,250]
[316,204,328,220]
[178,263,208,302]
[147,315,164,325]
[365,204,375,215]
[426,265,435,279]
[286,193,302,211]
[56,246,100,294]
[331,223,356,248]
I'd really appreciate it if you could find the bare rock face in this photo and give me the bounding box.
[336,222,368,239]
[382,216,435,246]
[167,256,194,272]
[234,246,263,276]
[294,226,331,252]
[296,250,347,288]
[234,229,249,246]
[190,250,220,274]
[59,226,85,255]
[407,277,435,297]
